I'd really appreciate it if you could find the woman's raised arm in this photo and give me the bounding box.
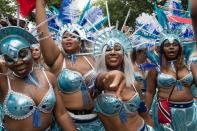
[36,0,61,67]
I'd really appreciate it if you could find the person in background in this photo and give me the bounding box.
[31,44,49,70]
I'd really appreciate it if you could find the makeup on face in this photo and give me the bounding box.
[105,43,124,54]
[62,31,81,42]
[163,39,180,47]
[4,48,32,65]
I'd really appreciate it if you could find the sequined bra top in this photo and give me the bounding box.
[3,70,56,120]
[57,56,96,93]
[134,71,148,82]
[94,84,141,123]
[157,70,193,89]
[94,92,141,116]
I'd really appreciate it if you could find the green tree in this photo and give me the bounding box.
[94,0,153,29]
[0,0,17,17]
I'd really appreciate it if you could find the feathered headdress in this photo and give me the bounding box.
[93,1,135,124]
[46,0,107,43]
[94,27,132,56]
[134,2,195,64]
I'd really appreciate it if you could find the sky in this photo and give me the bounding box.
[78,0,96,10]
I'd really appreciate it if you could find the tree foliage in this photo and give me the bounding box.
[94,0,153,29]
[0,0,17,17]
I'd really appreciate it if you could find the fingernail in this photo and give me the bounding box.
[109,84,114,88]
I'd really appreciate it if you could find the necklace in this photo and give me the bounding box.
[168,60,177,72]
[67,54,77,65]
[13,67,40,88]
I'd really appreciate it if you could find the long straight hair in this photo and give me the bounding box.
[95,45,135,87]
[159,41,185,79]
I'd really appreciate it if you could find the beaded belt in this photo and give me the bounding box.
[68,109,93,115]
[169,101,194,108]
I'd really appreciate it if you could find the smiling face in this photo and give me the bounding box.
[105,43,124,70]
[4,48,33,77]
[31,47,41,60]
[61,31,81,54]
[162,39,180,60]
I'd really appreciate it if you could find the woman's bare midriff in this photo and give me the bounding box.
[158,86,193,102]
[61,91,93,110]
[98,113,144,131]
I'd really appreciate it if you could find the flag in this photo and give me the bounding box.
[17,0,36,17]
[168,15,192,24]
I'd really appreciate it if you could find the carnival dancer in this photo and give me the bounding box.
[31,44,49,70]
[131,35,155,103]
[92,1,154,130]
[136,3,197,131]
[93,27,154,131]
[35,0,107,130]
[0,26,76,131]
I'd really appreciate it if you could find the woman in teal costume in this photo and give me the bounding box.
[36,0,106,130]
[0,26,76,131]
[146,36,197,131]
[93,27,154,131]
[134,1,197,130]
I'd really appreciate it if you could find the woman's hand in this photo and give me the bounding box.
[100,70,126,98]
[140,112,154,128]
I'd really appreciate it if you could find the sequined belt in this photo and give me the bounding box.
[73,116,98,124]
[68,109,93,115]
[68,110,97,123]
[169,100,194,108]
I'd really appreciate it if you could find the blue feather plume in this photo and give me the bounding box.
[154,3,169,30]
[59,0,80,24]
[172,1,182,16]
[59,0,72,24]
[88,16,108,32]
[80,7,103,26]
[46,8,59,30]
[79,0,92,25]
